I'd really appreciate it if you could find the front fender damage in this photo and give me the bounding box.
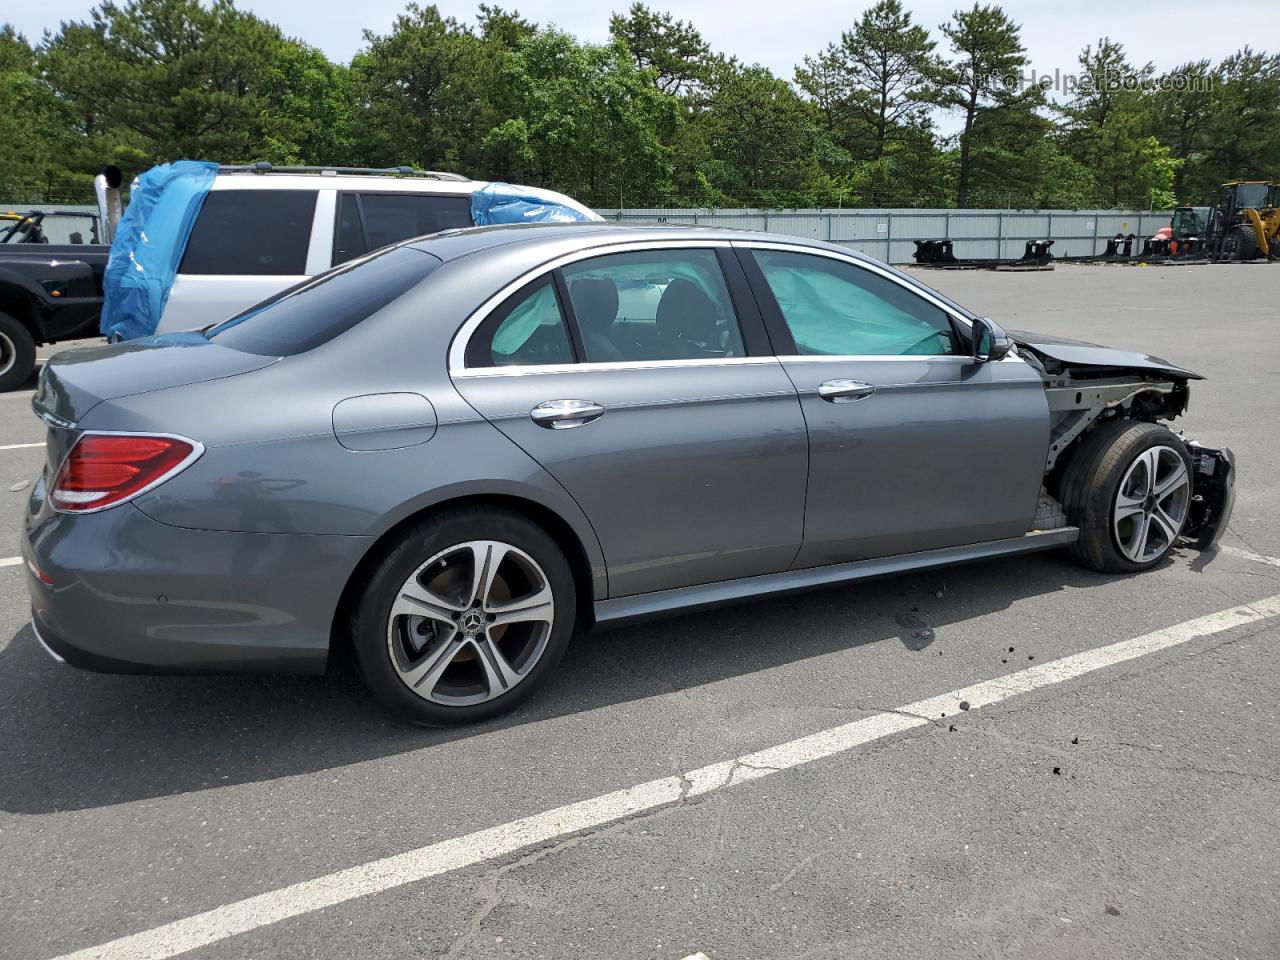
[1180,442,1235,550]
[1019,341,1235,553]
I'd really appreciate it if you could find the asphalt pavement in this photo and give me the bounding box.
[1,263,1278,960]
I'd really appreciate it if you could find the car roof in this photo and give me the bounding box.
[403,221,874,263]
[210,172,482,194]
[401,222,979,322]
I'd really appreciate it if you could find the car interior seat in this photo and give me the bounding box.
[655,278,724,357]
[570,278,624,362]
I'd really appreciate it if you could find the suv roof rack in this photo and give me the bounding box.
[217,162,471,183]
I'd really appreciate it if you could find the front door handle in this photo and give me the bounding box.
[530,399,605,429]
[817,379,876,403]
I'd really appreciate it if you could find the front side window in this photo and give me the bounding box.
[465,277,575,368]
[180,190,317,276]
[561,249,745,363]
[752,250,957,357]
[334,193,474,265]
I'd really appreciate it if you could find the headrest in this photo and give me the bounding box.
[656,278,720,345]
[570,277,619,331]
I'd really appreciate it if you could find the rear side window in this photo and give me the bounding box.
[205,246,439,356]
[180,190,317,276]
[465,277,575,368]
[561,249,745,363]
[333,193,474,265]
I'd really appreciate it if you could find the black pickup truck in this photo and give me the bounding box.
[0,210,108,390]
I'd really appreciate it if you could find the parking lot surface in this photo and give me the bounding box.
[2,263,1278,960]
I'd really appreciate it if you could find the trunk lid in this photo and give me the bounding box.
[33,332,277,477]
[33,332,278,427]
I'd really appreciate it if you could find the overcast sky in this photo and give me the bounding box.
[10,0,1278,94]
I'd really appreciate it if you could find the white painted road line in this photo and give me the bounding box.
[1221,544,1280,568]
[0,556,22,567]
[0,442,43,450]
[46,592,1280,960]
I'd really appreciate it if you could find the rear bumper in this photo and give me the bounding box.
[23,487,371,674]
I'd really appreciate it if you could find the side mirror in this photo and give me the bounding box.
[971,317,1013,362]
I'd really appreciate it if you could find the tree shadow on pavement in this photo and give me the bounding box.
[0,550,1140,814]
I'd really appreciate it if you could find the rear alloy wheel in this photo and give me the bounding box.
[0,311,36,392]
[387,540,554,707]
[353,509,575,725]
[1061,419,1194,573]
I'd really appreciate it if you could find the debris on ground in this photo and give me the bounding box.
[894,612,935,651]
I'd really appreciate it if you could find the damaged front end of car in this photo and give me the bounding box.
[1012,331,1236,551]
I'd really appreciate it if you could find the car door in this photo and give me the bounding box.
[450,244,809,598]
[738,244,1049,568]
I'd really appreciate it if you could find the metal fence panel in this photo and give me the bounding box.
[595,207,1170,264]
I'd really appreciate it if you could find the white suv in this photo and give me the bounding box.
[156,166,599,334]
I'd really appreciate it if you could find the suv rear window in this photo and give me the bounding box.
[204,246,439,356]
[180,190,317,276]
[333,193,474,264]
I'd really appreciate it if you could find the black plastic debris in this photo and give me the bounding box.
[1052,767,1062,775]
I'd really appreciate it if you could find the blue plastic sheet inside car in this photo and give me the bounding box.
[100,161,218,341]
[470,182,594,225]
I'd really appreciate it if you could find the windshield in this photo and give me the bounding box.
[205,246,440,356]
[1233,183,1270,209]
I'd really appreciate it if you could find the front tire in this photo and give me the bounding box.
[0,312,36,392]
[1235,224,1260,261]
[352,508,576,725]
[1061,420,1193,573]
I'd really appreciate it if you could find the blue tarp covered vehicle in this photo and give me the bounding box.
[102,166,595,341]
[99,161,217,342]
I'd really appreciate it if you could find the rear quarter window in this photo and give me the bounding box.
[204,246,439,356]
[180,190,317,276]
[333,193,475,265]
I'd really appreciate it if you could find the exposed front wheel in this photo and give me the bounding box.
[352,508,576,725]
[0,312,36,392]
[1061,420,1193,573]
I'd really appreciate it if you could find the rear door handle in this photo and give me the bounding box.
[817,379,876,403]
[530,399,605,429]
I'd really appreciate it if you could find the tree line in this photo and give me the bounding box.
[2,0,1279,210]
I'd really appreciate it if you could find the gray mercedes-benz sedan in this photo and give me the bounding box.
[23,224,1235,724]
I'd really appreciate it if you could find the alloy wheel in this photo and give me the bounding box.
[386,540,554,706]
[1112,445,1191,563]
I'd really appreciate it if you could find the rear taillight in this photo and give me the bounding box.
[52,433,200,512]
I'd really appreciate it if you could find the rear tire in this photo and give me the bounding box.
[351,507,576,725]
[1060,420,1193,573]
[0,312,36,392]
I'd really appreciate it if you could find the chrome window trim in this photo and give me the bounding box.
[453,355,782,379]
[774,354,972,363]
[448,239,737,375]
